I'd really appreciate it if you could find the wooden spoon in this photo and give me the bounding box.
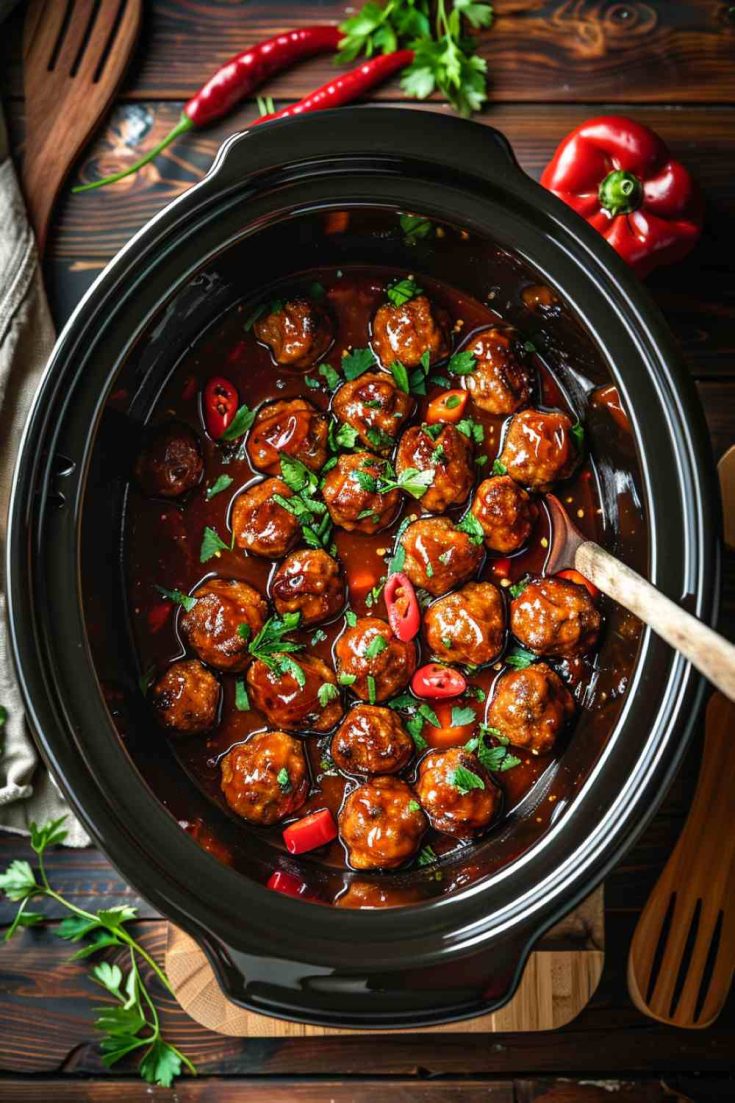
[544,493,735,701]
[22,0,142,254]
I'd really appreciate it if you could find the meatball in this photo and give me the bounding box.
[231,478,300,559]
[499,408,578,489]
[334,617,416,702]
[220,731,309,825]
[149,659,219,734]
[246,399,328,475]
[510,576,601,658]
[253,297,333,369]
[331,705,414,776]
[247,654,344,733]
[321,452,401,535]
[134,421,203,498]
[335,880,422,909]
[399,517,483,597]
[180,578,268,672]
[416,747,500,838]
[471,475,538,554]
[332,372,413,453]
[395,424,474,514]
[371,294,451,370]
[339,777,427,870]
[271,548,344,626]
[423,581,506,666]
[487,662,575,755]
[462,326,532,415]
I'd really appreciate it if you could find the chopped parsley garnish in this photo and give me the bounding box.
[247,612,305,683]
[504,646,537,670]
[400,213,432,245]
[309,281,326,301]
[345,610,358,628]
[318,682,340,707]
[319,362,342,390]
[237,622,252,642]
[406,715,428,749]
[456,511,485,545]
[155,586,196,612]
[509,577,530,599]
[389,359,410,394]
[276,457,335,553]
[444,394,461,410]
[441,636,453,649]
[342,346,376,381]
[438,549,452,565]
[425,560,434,578]
[387,692,415,710]
[367,674,377,704]
[311,628,328,646]
[204,474,233,500]
[408,799,421,814]
[451,765,485,793]
[365,426,396,451]
[570,420,585,452]
[305,375,321,389]
[356,460,433,501]
[338,671,357,686]
[408,349,432,396]
[331,421,360,451]
[234,679,250,712]
[492,459,507,476]
[466,685,486,702]
[431,443,447,464]
[475,455,488,467]
[450,705,475,727]
[417,845,438,867]
[320,752,338,775]
[418,702,440,728]
[386,276,422,307]
[447,350,477,375]
[478,743,521,772]
[423,422,444,441]
[199,525,231,563]
[277,767,291,791]
[280,455,318,495]
[523,339,537,353]
[220,404,256,441]
[364,576,385,606]
[456,417,484,444]
[365,635,388,659]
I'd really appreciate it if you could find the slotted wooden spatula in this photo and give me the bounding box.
[22,0,142,253]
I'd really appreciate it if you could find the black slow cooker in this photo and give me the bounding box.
[6,109,718,1027]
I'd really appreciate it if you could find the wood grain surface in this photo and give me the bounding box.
[1,0,734,1099]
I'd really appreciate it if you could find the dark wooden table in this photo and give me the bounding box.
[1,3,734,1100]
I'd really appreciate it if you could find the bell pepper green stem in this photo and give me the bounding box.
[72,113,195,194]
[598,169,643,217]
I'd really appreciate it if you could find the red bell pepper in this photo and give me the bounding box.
[282,809,338,854]
[384,572,421,642]
[541,116,703,278]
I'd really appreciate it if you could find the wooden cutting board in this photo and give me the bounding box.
[165,885,604,1035]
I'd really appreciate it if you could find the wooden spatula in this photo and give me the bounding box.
[627,445,735,1028]
[22,0,142,254]
[544,493,735,701]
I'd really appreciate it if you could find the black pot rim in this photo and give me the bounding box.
[6,108,719,1027]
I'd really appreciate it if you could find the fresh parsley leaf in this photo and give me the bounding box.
[509,577,529,599]
[235,679,250,711]
[447,350,477,375]
[366,426,395,451]
[277,767,291,791]
[406,714,428,749]
[0,860,37,902]
[456,417,484,444]
[139,1040,186,1089]
[280,455,317,495]
[417,845,438,867]
[367,674,377,704]
[305,375,321,389]
[345,610,358,628]
[248,613,304,676]
[570,420,585,452]
[478,743,521,772]
[418,702,440,728]
[365,578,386,608]
[318,682,340,707]
[466,684,486,702]
[492,459,507,476]
[311,628,328,646]
[338,671,357,686]
[204,474,233,500]
[456,511,485,545]
[387,276,422,307]
[444,394,461,410]
[319,362,342,390]
[450,705,476,727]
[451,765,486,793]
[309,281,327,301]
[155,586,195,612]
[389,359,410,394]
[504,646,537,669]
[199,525,230,563]
[365,635,388,659]
[400,213,432,244]
[342,347,376,381]
[408,799,421,813]
[29,816,69,855]
[220,403,255,441]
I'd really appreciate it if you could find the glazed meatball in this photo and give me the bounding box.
[462,326,532,415]
[423,582,506,666]
[499,408,578,489]
[331,705,414,776]
[180,578,268,672]
[487,662,575,755]
[246,399,328,475]
[372,294,451,369]
[247,654,344,733]
[335,880,422,909]
[321,452,401,535]
[334,617,416,702]
[231,478,300,559]
[271,548,345,626]
[339,777,426,870]
[332,372,413,452]
[399,517,483,597]
[253,297,333,369]
[134,421,203,498]
[510,576,601,658]
[416,747,500,838]
[149,659,219,734]
[471,475,538,554]
[220,731,309,825]
[395,424,474,514]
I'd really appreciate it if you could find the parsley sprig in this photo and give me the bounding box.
[0,818,195,1087]
[356,458,433,500]
[248,611,306,685]
[277,456,336,553]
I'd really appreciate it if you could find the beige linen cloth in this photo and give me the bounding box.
[0,104,88,845]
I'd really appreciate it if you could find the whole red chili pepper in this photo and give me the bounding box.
[541,116,703,278]
[203,376,239,439]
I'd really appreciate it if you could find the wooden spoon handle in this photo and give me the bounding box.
[576,541,735,702]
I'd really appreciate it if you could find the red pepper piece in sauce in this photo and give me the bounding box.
[411,663,467,701]
[147,603,171,633]
[266,870,313,898]
[384,572,421,642]
[426,389,468,425]
[541,116,703,278]
[203,376,239,440]
[557,568,601,602]
[282,809,338,855]
[492,557,512,580]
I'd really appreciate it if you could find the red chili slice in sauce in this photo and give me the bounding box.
[203,376,238,439]
[426,389,468,425]
[492,557,512,580]
[557,568,600,602]
[383,572,421,642]
[282,808,338,855]
[411,663,467,700]
[266,870,313,898]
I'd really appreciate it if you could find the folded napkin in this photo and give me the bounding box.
[0,103,88,846]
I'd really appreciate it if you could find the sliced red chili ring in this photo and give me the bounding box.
[266,870,312,898]
[492,557,512,580]
[411,663,468,700]
[384,572,421,642]
[557,568,600,602]
[203,376,239,440]
[282,808,338,855]
[426,389,468,425]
